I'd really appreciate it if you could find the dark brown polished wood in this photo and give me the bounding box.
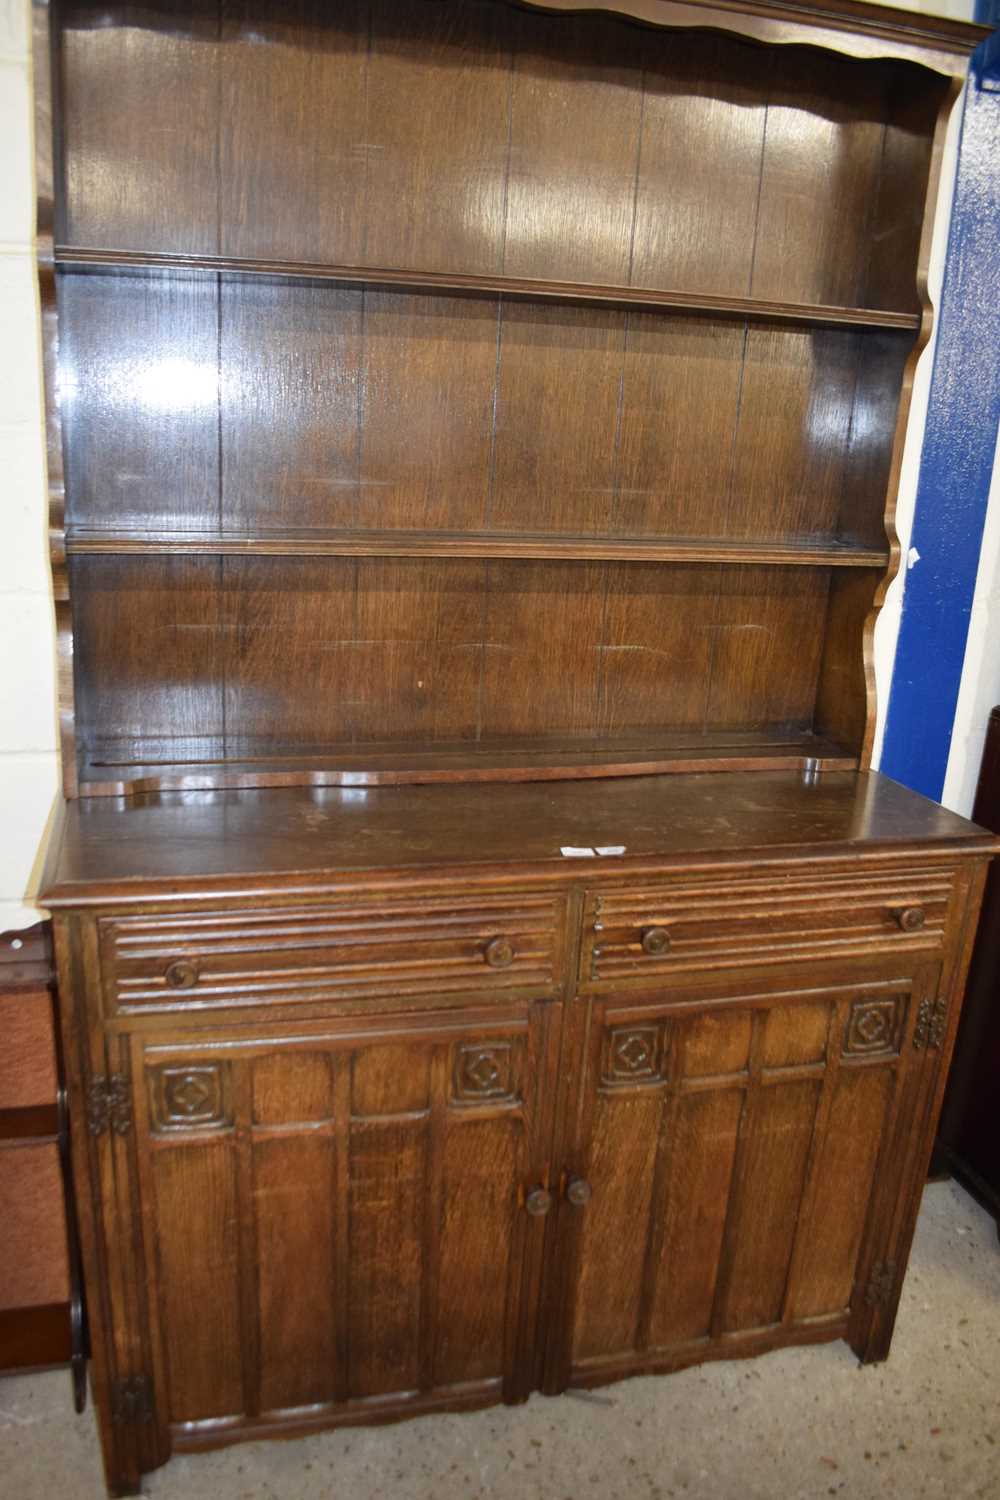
[63,529,890,568]
[46,0,961,794]
[52,246,924,330]
[75,733,861,798]
[41,773,999,901]
[32,0,994,1494]
[39,772,998,1495]
[517,0,989,73]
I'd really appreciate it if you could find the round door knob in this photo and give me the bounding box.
[484,936,515,969]
[566,1177,592,1207]
[524,1187,552,1217]
[641,926,671,956]
[164,959,200,990]
[894,906,926,933]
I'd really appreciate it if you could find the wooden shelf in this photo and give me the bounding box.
[64,529,889,569]
[53,246,921,333]
[78,730,858,796]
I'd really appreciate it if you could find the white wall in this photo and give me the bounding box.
[0,0,60,933]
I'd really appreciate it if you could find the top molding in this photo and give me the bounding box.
[520,0,992,74]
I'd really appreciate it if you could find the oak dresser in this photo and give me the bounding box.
[32,0,997,1492]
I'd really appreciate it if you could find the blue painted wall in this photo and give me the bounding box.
[878,49,1000,801]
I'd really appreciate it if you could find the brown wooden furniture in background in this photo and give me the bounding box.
[31,0,996,1494]
[934,706,1000,1233]
[0,923,87,1408]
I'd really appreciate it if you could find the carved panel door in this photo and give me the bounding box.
[544,965,942,1392]
[129,999,558,1439]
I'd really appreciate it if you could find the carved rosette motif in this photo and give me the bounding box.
[844,997,905,1057]
[602,1024,664,1087]
[150,1064,230,1132]
[451,1042,518,1105]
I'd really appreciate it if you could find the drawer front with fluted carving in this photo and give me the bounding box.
[581,863,955,987]
[99,893,565,1014]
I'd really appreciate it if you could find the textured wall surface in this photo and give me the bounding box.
[0,0,59,934]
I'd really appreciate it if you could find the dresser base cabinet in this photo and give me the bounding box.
[547,963,944,1391]
[41,772,995,1496]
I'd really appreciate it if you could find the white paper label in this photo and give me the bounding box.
[595,845,626,856]
[560,846,596,857]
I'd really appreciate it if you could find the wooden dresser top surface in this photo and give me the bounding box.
[41,772,997,905]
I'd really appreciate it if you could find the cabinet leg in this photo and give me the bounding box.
[97,1426,170,1500]
[848,1257,904,1366]
[849,1312,898,1367]
[89,1374,171,1500]
[94,1428,143,1500]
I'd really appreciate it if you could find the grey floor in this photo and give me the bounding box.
[2,1180,998,1500]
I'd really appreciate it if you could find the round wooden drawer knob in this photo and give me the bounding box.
[641,926,671,956]
[894,907,926,933]
[164,959,200,990]
[524,1187,552,1217]
[566,1177,592,1207]
[484,936,515,969]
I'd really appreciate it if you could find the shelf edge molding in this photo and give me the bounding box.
[53,246,922,332]
[64,530,890,569]
[77,733,859,797]
[520,0,988,76]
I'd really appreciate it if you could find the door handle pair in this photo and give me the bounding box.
[524,1176,592,1216]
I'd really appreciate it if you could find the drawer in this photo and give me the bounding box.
[99,892,565,1014]
[581,863,955,987]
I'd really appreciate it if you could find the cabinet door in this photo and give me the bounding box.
[130,999,557,1437]
[546,967,939,1391]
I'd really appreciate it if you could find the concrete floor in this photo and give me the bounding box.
[1,1180,998,1500]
